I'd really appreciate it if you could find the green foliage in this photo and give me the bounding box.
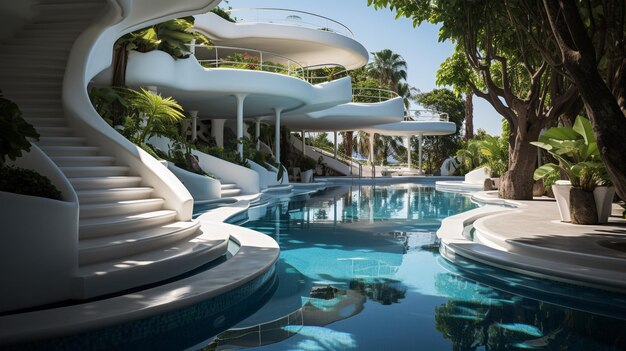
[88,87,129,125]
[0,166,62,200]
[116,17,210,59]
[532,116,608,190]
[474,134,508,177]
[0,91,40,167]
[367,49,408,92]
[126,88,186,143]
[414,88,465,173]
[211,7,236,23]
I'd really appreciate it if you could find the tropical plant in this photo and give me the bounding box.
[126,88,186,144]
[112,17,211,86]
[367,49,408,93]
[475,134,508,177]
[532,116,607,190]
[0,91,39,167]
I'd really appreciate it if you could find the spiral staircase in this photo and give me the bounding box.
[0,0,230,299]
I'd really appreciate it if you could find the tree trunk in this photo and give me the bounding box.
[344,131,353,159]
[464,89,474,140]
[112,45,128,87]
[499,127,541,200]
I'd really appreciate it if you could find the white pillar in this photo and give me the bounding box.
[211,119,226,147]
[418,134,424,175]
[369,132,375,165]
[301,130,306,156]
[189,110,198,142]
[234,94,247,160]
[255,118,261,151]
[274,108,283,164]
[333,131,338,159]
[406,136,412,169]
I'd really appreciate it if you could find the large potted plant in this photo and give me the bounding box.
[532,116,614,224]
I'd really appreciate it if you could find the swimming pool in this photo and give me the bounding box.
[200,183,626,350]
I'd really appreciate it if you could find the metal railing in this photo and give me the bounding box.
[226,8,355,37]
[192,44,307,80]
[404,109,449,122]
[352,87,400,103]
[302,63,349,83]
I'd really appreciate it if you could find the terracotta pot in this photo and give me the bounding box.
[569,187,598,225]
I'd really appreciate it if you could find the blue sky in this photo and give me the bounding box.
[224,0,502,135]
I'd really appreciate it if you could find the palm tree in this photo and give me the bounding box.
[367,49,408,93]
[396,82,416,110]
[128,88,186,143]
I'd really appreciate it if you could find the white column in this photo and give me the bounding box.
[418,134,424,175]
[369,132,375,165]
[274,108,283,164]
[234,94,247,160]
[333,131,338,159]
[406,136,412,169]
[211,119,226,147]
[301,130,306,156]
[255,118,261,151]
[189,110,198,142]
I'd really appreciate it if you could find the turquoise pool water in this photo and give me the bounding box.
[203,184,626,351]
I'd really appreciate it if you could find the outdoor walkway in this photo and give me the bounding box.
[438,192,626,293]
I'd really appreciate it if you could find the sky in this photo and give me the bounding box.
[224,0,503,135]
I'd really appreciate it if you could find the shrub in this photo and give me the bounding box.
[0,91,40,167]
[0,166,62,200]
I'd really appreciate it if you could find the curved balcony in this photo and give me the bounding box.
[193,11,368,70]
[226,8,354,38]
[363,109,456,137]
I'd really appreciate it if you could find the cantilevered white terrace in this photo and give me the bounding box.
[193,9,369,70]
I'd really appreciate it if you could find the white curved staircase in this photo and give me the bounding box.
[0,0,228,300]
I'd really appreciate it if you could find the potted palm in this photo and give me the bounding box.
[532,116,614,224]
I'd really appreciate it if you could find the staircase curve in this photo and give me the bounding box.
[0,0,235,305]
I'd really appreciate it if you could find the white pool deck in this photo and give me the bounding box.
[438,191,626,293]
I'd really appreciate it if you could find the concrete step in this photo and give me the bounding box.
[23,117,67,127]
[221,183,238,190]
[221,188,242,197]
[51,155,115,167]
[36,126,73,137]
[70,176,143,190]
[76,187,154,204]
[40,145,99,156]
[80,198,165,219]
[37,136,85,146]
[60,165,130,178]
[79,210,178,238]
[76,225,229,299]
[79,220,201,265]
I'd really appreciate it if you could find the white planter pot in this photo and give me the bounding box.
[552,181,572,222]
[0,191,78,312]
[593,186,615,224]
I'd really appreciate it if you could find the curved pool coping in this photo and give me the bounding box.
[437,191,626,294]
[0,213,279,345]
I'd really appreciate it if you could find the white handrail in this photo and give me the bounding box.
[352,87,400,103]
[226,7,354,37]
[192,44,307,80]
[404,109,449,122]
